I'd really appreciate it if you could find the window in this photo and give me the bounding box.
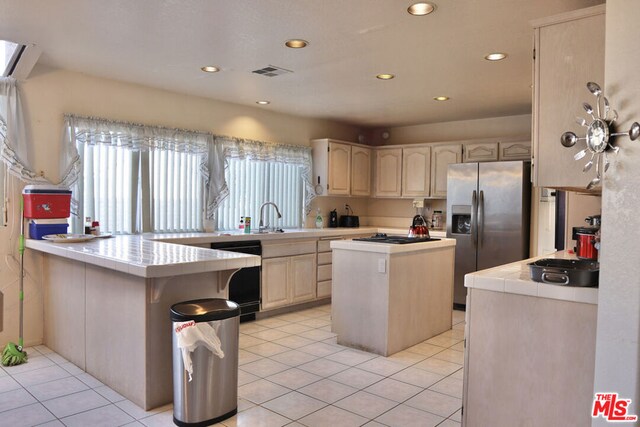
[215,158,304,231]
[66,116,208,234]
[1,40,23,77]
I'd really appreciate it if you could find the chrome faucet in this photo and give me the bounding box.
[259,202,282,232]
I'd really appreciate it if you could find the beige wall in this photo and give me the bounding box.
[593,1,640,423]
[0,64,362,348]
[369,114,531,146]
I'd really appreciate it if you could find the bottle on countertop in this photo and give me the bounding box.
[84,217,92,235]
[239,217,244,231]
[244,216,251,234]
[315,208,323,229]
[91,220,100,236]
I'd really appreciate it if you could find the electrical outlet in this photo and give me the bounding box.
[412,198,426,208]
[378,258,386,273]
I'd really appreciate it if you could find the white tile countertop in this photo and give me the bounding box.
[331,236,456,254]
[25,234,260,278]
[464,251,598,305]
[26,227,447,278]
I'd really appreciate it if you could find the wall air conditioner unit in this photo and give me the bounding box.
[2,42,41,81]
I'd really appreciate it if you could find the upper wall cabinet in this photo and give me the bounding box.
[402,146,431,197]
[532,5,605,190]
[312,139,371,197]
[463,142,499,163]
[374,147,403,197]
[499,140,531,161]
[431,144,462,198]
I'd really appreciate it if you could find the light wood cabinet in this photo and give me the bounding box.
[463,142,498,163]
[290,254,317,303]
[374,147,403,197]
[261,240,317,311]
[499,140,531,161]
[261,257,290,310]
[430,144,462,198]
[351,145,372,196]
[402,146,431,197]
[311,139,371,197]
[532,5,605,189]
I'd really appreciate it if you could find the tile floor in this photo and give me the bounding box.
[0,305,465,427]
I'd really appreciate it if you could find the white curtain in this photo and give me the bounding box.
[0,77,45,183]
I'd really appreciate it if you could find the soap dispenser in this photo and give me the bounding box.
[315,208,323,229]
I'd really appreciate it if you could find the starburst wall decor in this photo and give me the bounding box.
[561,82,640,189]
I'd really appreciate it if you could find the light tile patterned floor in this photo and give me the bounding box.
[0,305,465,427]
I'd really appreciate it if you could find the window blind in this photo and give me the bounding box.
[216,158,304,231]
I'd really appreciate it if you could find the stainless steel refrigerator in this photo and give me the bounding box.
[446,161,531,307]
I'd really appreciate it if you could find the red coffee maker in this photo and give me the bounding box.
[572,215,601,260]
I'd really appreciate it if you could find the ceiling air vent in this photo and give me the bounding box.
[252,65,293,77]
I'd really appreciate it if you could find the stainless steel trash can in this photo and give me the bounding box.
[170,298,240,426]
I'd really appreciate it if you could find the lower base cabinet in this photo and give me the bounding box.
[261,253,317,310]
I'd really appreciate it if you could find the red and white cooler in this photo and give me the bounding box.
[22,185,72,219]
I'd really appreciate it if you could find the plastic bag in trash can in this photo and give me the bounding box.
[175,320,224,381]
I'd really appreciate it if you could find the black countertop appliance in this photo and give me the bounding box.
[329,209,338,228]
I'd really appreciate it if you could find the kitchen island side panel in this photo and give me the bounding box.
[43,255,87,370]
[331,249,390,354]
[387,246,454,355]
[464,288,597,426]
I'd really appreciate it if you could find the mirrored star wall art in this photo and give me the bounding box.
[561,82,640,189]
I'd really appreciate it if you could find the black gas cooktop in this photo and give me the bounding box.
[353,234,441,244]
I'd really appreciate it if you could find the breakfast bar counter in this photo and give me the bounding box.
[26,235,260,410]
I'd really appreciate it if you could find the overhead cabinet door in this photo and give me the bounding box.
[431,144,462,198]
[402,146,431,197]
[374,147,402,197]
[351,146,371,196]
[328,142,351,195]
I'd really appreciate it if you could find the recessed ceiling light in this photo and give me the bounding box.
[256,100,270,105]
[407,2,436,16]
[376,74,395,80]
[201,66,220,73]
[484,52,507,61]
[434,96,450,101]
[285,39,309,48]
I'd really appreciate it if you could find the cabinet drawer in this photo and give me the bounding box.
[262,240,317,258]
[318,238,342,252]
[317,264,332,282]
[317,252,333,265]
[317,280,332,298]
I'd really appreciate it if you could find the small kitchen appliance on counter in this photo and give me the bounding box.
[339,204,359,227]
[329,209,338,228]
[409,214,430,238]
[572,214,601,260]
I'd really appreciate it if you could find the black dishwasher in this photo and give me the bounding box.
[210,241,261,322]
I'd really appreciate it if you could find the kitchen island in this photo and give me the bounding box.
[462,251,598,427]
[330,237,455,356]
[26,235,260,410]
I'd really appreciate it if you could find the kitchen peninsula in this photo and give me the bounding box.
[26,235,260,410]
[462,251,598,426]
[331,237,455,356]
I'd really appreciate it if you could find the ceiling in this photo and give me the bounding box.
[1,0,603,128]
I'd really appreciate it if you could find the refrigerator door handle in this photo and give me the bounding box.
[478,190,484,247]
[471,190,478,247]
